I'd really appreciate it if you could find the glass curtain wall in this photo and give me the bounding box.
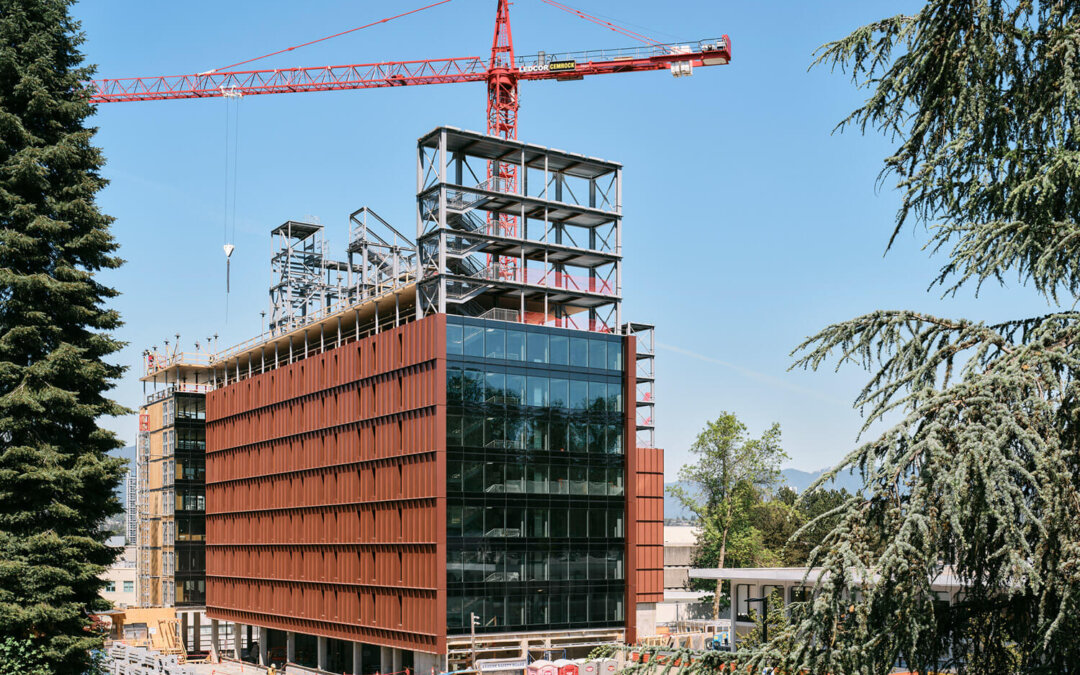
[446,317,626,634]
[174,393,207,606]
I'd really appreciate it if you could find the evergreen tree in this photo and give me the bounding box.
[745,2,1080,673]
[0,1,127,673]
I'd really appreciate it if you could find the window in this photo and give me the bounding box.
[549,378,569,408]
[569,337,588,368]
[549,335,569,365]
[463,325,484,357]
[607,341,622,371]
[447,324,464,355]
[527,376,548,407]
[588,339,607,369]
[527,332,549,363]
[762,585,785,611]
[506,329,526,361]
[569,380,589,410]
[485,326,505,359]
[736,584,752,622]
[447,366,463,404]
[123,581,134,593]
[104,581,116,592]
[789,586,811,604]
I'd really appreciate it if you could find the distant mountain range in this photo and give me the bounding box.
[664,467,863,521]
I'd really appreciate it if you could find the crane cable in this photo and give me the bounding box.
[222,91,241,321]
[538,0,665,47]
[208,0,453,74]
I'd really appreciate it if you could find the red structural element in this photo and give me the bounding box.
[623,334,664,645]
[87,0,731,126]
[205,316,448,652]
[486,0,520,277]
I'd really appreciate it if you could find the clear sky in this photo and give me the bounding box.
[76,0,1044,478]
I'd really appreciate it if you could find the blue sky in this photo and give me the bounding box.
[77,0,1044,477]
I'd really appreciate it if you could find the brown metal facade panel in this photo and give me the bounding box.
[205,314,448,653]
[634,446,665,605]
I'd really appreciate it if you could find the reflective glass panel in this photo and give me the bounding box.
[485,326,505,359]
[464,325,484,357]
[550,335,569,365]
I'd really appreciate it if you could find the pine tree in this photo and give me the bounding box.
[743,3,1080,673]
[0,1,127,673]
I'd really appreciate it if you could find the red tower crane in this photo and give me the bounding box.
[89,0,731,138]
[90,0,730,266]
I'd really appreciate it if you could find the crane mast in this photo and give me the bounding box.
[487,0,520,274]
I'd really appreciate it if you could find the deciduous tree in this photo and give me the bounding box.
[669,413,786,619]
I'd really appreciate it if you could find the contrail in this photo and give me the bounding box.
[656,342,848,406]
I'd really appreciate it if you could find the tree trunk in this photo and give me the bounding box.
[712,526,729,621]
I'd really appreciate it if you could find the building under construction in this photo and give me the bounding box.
[139,127,664,673]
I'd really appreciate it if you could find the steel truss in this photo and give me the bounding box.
[416,126,622,333]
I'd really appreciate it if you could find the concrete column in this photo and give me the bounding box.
[287,631,296,663]
[234,622,244,658]
[259,627,269,666]
[392,647,402,673]
[317,636,329,672]
[728,586,737,652]
[381,645,394,674]
[353,642,363,675]
[209,619,220,662]
[413,650,442,675]
[192,612,201,652]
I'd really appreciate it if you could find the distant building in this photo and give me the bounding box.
[657,525,710,624]
[102,536,138,609]
[125,469,139,545]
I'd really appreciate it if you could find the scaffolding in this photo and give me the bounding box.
[416,127,622,332]
[136,427,153,607]
[268,221,347,334]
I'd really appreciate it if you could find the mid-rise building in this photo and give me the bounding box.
[136,385,209,609]
[140,127,664,672]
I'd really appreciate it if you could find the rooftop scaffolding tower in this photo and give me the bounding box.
[416,127,621,333]
[268,221,346,334]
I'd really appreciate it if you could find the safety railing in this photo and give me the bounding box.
[474,265,616,295]
[143,351,214,377]
[215,272,416,365]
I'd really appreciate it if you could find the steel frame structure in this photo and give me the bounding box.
[346,207,416,303]
[416,126,621,333]
[268,221,344,335]
[624,322,655,448]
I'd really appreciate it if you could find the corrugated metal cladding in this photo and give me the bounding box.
[634,446,665,604]
[204,315,448,653]
[623,333,664,646]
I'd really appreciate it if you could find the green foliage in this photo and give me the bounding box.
[0,637,51,675]
[739,588,789,652]
[0,1,128,673]
[669,413,787,618]
[738,2,1080,673]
